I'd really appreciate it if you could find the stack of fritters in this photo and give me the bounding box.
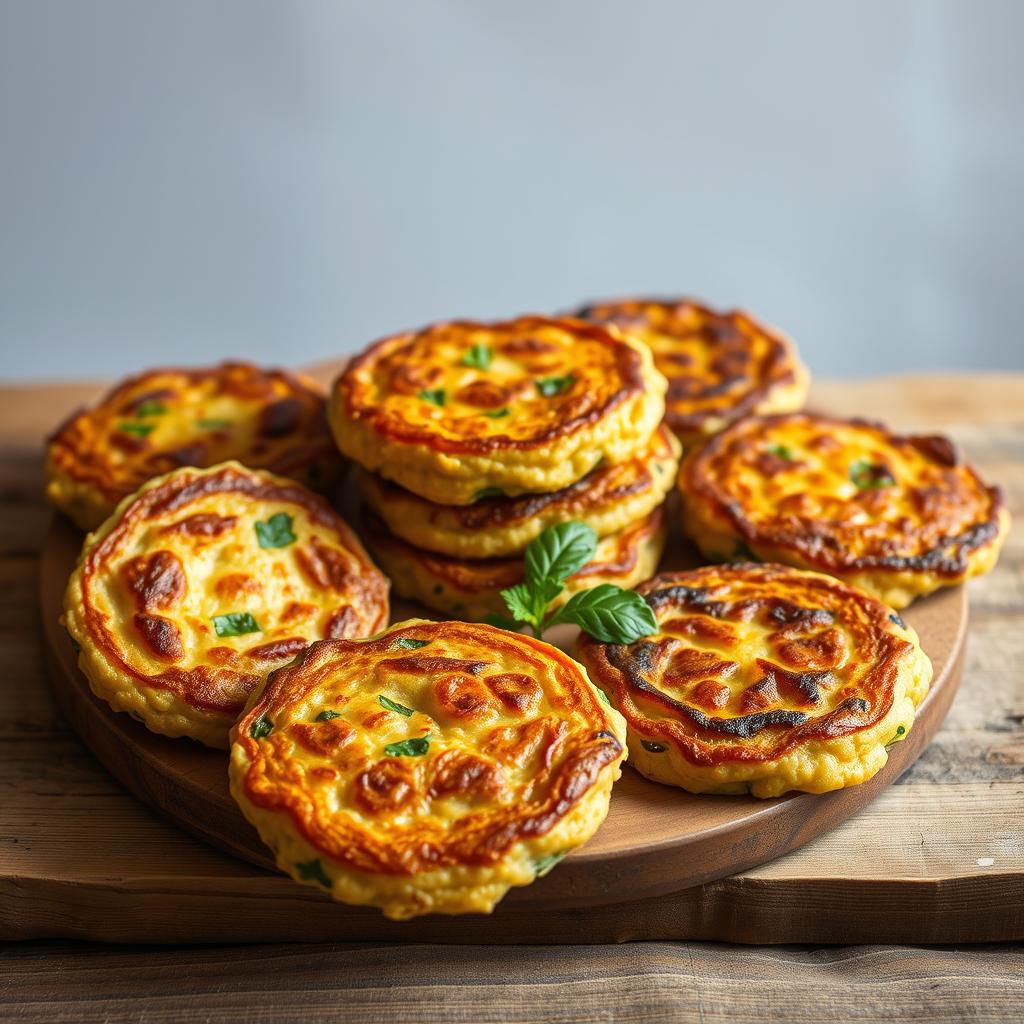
[329,315,679,618]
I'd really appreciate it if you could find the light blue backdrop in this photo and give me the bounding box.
[1,0,1021,380]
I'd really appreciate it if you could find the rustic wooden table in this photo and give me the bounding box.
[1,373,1022,1022]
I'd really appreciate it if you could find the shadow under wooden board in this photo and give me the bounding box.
[37,510,968,941]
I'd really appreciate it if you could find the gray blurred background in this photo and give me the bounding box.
[1,0,1022,381]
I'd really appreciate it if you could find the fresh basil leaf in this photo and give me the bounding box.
[555,584,658,643]
[483,408,509,419]
[392,637,429,650]
[473,486,506,501]
[250,715,273,739]
[213,612,262,637]
[766,443,792,460]
[117,422,155,437]
[296,858,332,888]
[525,521,597,588]
[535,374,575,397]
[533,851,567,876]
[384,735,431,757]
[850,458,895,489]
[500,583,537,624]
[136,400,167,417]
[316,709,341,721]
[197,417,232,430]
[461,343,492,369]
[419,389,446,407]
[379,694,415,717]
[254,511,296,549]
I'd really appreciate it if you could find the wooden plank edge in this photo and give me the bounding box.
[5,871,1022,946]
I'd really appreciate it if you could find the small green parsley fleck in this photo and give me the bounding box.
[117,422,156,437]
[535,374,575,397]
[250,715,273,739]
[483,408,510,419]
[378,695,415,717]
[315,710,341,722]
[461,343,493,369]
[533,851,567,876]
[135,400,167,417]
[384,735,431,757]
[766,444,793,460]
[213,612,262,637]
[850,458,895,489]
[197,417,232,430]
[295,858,332,889]
[419,389,446,407]
[254,512,297,549]
[393,637,430,650]
[473,486,506,501]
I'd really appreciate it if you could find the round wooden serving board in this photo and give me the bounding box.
[39,513,966,913]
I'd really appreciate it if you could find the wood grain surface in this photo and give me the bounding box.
[1,372,1023,1022]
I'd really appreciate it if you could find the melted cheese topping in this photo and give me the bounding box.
[47,362,338,529]
[331,316,666,505]
[359,425,680,558]
[679,413,1008,606]
[577,564,932,797]
[364,506,667,619]
[577,298,808,442]
[230,620,626,919]
[63,462,388,747]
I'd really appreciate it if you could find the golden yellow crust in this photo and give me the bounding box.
[329,316,667,504]
[228,619,627,919]
[575,297,808,446]
[364,506,667,620]
[46,361,341,530]
[678,413,1009,608]
[62,461,389,748]
[358,424,681,558]
[576,564,932,797]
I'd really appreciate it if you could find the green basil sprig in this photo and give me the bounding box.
[491,521,657,644]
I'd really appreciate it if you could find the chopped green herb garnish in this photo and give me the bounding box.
[316,709,341,722]
[384,735,431,757]
[766,444,793,460]
[594,686,612,707]
[473,486,506,501]
[461,343,493,369]
[295,858,332,888]
[535,374,575,397]
[393,637,430,650]
[213,612,262,637]
[419,389,446,407]
[379,695,415,717]
[641,739,667,753]
[885,724,907,748]
[850,458,895,489]
[254,512,297,549]
[483,408,509,419]
[135,400,167,417]
[197,417,232,430]
[117,422,156,437]
[250,715,273,739]
[533,851,567,876]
